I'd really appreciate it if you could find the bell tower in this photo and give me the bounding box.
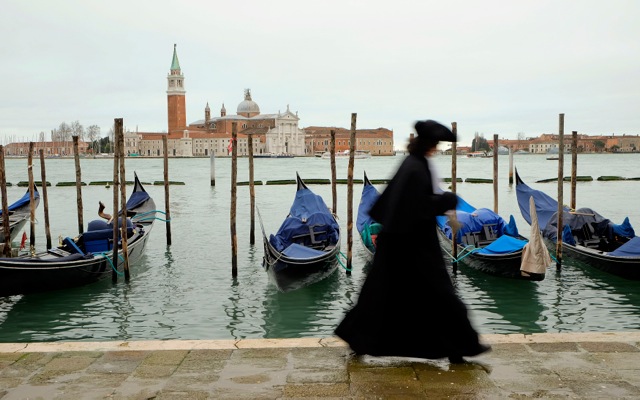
[167,44,186,134]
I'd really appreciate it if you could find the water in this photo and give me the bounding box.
[0,153,639,342]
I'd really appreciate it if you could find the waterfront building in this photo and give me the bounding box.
[4,140,89,157]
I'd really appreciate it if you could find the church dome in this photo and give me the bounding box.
[237,89,260,115]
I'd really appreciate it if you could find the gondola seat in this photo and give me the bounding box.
[82,229,114,253]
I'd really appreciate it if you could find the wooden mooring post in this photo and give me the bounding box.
[39,150,52,249]
[162,135,172,245]
[111,119,122,282]
[248,133,255,245]
[346,113,357,274]
[571,131,578,210]
[451,122,458,274]
[27,142,36,252]
[230,122,238,276]
[555,113,565,270]
[73,136,84,235]
[493,134,498,214]
[0,146,11,257]
[508,147,514,185]
[330,130,337,215]
[118,125,130,280]
[210,152,216,186]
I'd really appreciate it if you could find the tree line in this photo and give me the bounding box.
[42,121,115,154]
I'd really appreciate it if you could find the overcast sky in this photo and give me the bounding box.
[2,1,638,148]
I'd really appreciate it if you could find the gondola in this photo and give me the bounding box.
[259,173,341,292]
[0,172,157,296]
[436,193,549,281]
[356,172,381,262]
[0,185,41,242]
[515,168,640,280]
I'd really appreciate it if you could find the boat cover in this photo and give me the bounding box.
[609,236,640,257]
[0,187,40,216]
[269,187,339,253]
[125,176,150,211]
[439,207,509,243]
[516,170,638,255]
[505,215,520,237]
[519,195,551,274]
[356,183,379,233]
[475,234,527,255]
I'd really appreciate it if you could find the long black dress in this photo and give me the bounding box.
[335,153,488,359]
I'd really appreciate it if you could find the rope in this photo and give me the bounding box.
[96,251,125,276]
[336,251,351,272]
[133,210,170,223]
[441,243,480,264]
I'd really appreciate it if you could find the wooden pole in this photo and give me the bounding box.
[330,130,337,215]
[27,143,36,252]
[73,136,84,235]
[230,122,238,276]
[555,113,565,269]
[508,147,514,185]
[162,135,172,245]
[570,131,578,210]
[248,133,255,245]
[111,119,122,282]
[39,150,52,249]
[0,146,11,257]
[451,122,458,274]
[493,134,499,214]
[210,151,216,186]
[346,113,356,274]
[119,125,130,280]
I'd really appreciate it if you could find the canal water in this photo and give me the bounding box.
[0,153,639,342]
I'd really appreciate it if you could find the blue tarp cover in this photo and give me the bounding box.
[439,207,509,242]
[269,187,339,253]
[356,183,379,233]
[476,234,528,255]
[0,187,40,216]
[608,236,640,257]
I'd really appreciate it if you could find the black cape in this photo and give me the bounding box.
[335,154,488,359]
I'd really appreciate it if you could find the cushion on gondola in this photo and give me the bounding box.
[82,229,113,253]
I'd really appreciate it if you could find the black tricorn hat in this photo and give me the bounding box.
[414,120,456,142]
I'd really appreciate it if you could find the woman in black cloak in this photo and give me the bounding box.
[335,120,490,363]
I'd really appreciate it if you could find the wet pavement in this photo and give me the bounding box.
[1,332,640,399]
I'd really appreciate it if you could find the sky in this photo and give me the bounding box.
[2,1,639,149]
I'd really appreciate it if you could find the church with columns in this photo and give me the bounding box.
[126,44,394,157]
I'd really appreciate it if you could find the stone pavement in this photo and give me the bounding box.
[1,332,640,399]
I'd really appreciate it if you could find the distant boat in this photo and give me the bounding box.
[321,150,372,159]
[254,153,294,159]
[466,151,491,158]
